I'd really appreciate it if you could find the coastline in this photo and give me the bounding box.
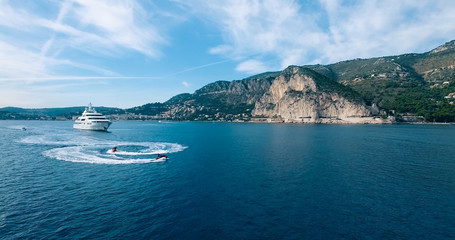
[2,118,454,125]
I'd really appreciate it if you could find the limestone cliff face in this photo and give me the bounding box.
[145,66,373,122]
[252,66,371,122]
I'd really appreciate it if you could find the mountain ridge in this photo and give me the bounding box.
[139,39,455,122]
[2,40,455,122]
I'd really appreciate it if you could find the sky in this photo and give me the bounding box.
[1,0,455,108]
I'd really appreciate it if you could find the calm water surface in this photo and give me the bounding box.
[0,121,454,239]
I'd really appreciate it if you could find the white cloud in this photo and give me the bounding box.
[180,0,455,73]
[70,0,166,57]
[0,41,49,78]
[210,0,326,65]
[0,0,34,28]
[0,38,120,81]
[0,0,169,81]
[318,0,455,62]
[235,60,268,74]
[182,81,190,87]
[2,0,455,108]
[177,0,328,72]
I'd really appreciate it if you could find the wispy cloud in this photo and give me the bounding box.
[0,0,169,81]
[235,59,268,74]
[1,0,455,108]
[179,0,455,73]
[319,0,455,62]
[42,0,167,57]
[0,76,160,82]
[3,0,454,79]
[162,59,232,78]
[69,0,166,57]
[177,0,328,73]
[0,37,120,81]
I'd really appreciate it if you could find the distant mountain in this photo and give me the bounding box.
[2,40,455,122]
[305,40,455,121]
[128,66,376,123]
[138,39,455,123]
[306,40,455,106]
[0,106,124,120]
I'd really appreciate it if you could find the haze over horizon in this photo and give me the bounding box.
[1,0,455,108]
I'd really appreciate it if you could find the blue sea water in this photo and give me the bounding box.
[0,120,455,239]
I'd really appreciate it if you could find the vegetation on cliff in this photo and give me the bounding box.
[2,40,454,122]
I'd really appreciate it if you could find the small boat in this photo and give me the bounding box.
[73,103,112,131]
[156,154,168,160]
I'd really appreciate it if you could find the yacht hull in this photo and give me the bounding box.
[73,122,111,131]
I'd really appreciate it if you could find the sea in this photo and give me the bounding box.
[0,120,454,239]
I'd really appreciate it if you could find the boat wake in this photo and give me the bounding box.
[20,131,186,165]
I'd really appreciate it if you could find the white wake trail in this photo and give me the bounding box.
[20,130,186,164]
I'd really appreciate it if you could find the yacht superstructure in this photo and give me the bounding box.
[73,103,112,131]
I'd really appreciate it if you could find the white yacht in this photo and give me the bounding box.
[73,103,112,131]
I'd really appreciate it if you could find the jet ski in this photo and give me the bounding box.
[156,154,168,160]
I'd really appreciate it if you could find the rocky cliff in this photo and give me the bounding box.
[252,66,371,122]
[152,40,454,123]
[146,66,374,122]
[5,39,454,123]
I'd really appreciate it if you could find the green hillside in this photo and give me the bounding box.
[2,40,455,122]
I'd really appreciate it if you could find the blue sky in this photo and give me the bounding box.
[1,0,455,108]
